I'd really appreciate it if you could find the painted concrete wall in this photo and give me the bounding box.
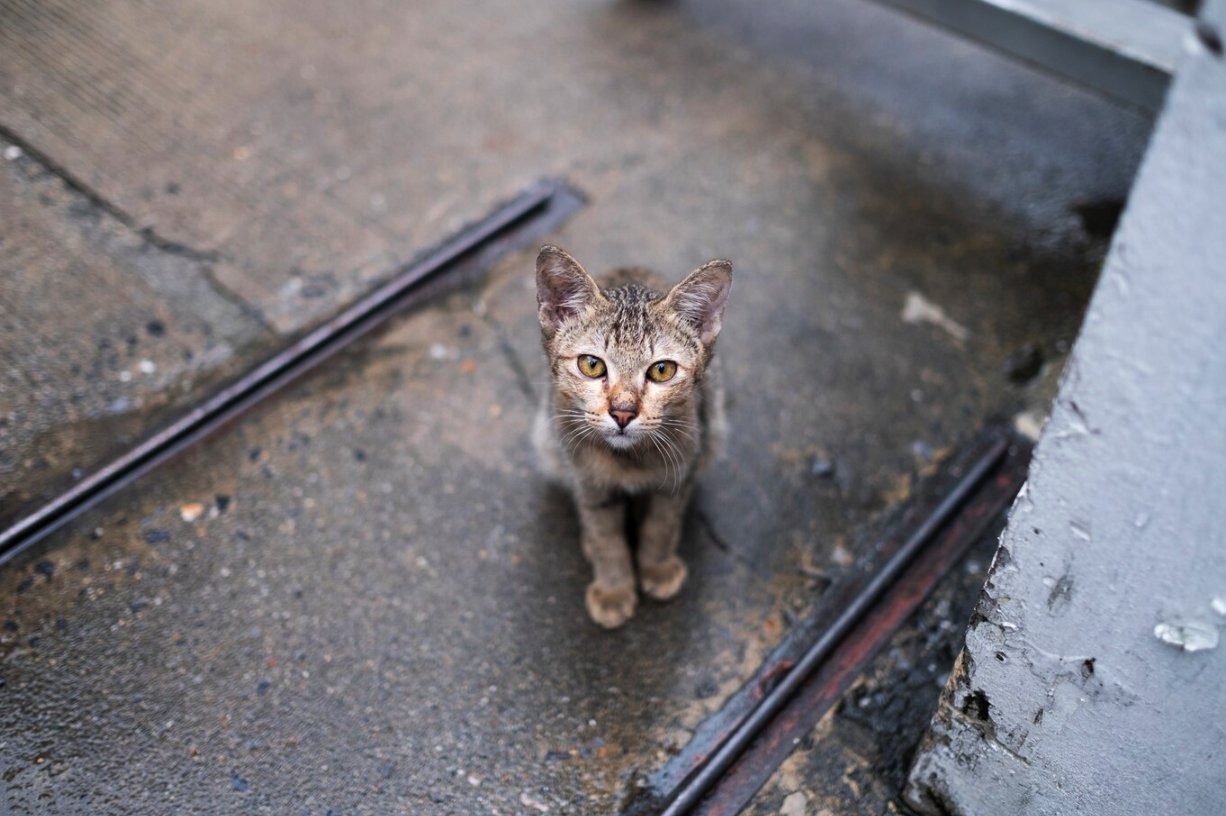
[904,4,1226,814]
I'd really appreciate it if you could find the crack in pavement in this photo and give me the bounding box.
[0,123,274,333]
[1,124,217,261]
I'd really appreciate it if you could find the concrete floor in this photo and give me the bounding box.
[1,0,1146,813]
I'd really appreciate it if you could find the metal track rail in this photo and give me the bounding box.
[0,179,584,567]
[623,429,1032,815]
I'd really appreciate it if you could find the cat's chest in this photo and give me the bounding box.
[575,443,684,493]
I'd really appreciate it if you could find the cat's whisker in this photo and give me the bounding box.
[646,433,676,490]
[560,421,597,450]
[656,431,689,493]
[646,429,680,493]
[558,418,589,430]
[661,433,681,487]
[643,419,694,456]
[670,445,684,492]
[656,423,697,446]
[562,427,593,449]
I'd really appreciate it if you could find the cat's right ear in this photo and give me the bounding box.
[536,246,602,336]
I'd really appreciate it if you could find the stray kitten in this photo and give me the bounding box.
[533,246,732,628]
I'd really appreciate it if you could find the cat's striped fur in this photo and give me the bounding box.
[534,246,731,628]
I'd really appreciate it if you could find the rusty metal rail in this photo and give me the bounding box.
[624,428,1031,815]
[0,179,584,567]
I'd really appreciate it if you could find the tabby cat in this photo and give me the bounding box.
[533,245,732,628]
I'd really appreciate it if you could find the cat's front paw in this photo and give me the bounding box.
[585,581,637,629]
[639,556,688,601]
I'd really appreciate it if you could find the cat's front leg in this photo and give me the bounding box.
[576,487,636,628]
[636,487,691,601]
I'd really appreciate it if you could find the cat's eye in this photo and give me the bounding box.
[577,354,607,378]
[647,360,678,383]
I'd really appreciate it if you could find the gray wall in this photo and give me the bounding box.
[904,3,1226,814]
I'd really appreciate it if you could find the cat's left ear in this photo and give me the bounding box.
[664,259,733,345]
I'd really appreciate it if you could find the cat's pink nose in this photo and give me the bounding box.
[610,407,637,429]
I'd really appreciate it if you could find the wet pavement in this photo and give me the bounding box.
[1,0,1146,813]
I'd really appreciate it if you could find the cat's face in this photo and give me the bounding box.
[536,246,731,452]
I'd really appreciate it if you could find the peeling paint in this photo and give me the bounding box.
[1153,621,1219,652]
